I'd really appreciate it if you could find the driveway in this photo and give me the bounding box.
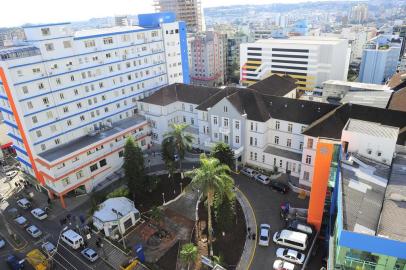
[233,173,309,270]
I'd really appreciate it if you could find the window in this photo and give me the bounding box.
[63,41,72,48]
[61,177,70,187]
[224,106,228,113]
[288,123,293,133]
[223,118,229,127]
[45,43,54,51]
[250,122,254,130]
[76,170,84,179]
[182,103,185,111]
[119,150,124,158]
[262,155,265,163]
[235,121,240,129]
[55,138,60,145]
[63,106,69,113]
[235,136,240,144]
[377,151,382,157]
[250,137,253,146]
[27,101,33,109]
[84,40,96,47]
[103,37,113,44]
[274,136,279,145]
[32,116,38,124]
[213,117,218,125]
[22,86,28,94]
[189,105,193,112]
[46,111,53,119]
[36,130,42,138]
[279,160,283,168]
[254,152,257,161]
[307,138,314,149]
[306,155,312,164]
[301,126,306,132]
[41,28,50,36]
[303,171,310,181]
[38,83,44,89]
[250,152,253,160]
[254,138,257,146]
[299,142,303,150]
[214,133,218,139]
[90,163,98,172]
[275,121,280,130]
[224,135,229,144]
[287,139,292,148]
[99,159,107,167]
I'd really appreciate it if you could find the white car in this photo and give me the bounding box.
[254,174,270,185]
[26,225,42,238]
[31,208,48,220]
[16,198,31,209]
[14,216,28,227]
[5,170,18,180]
[41,241,56,256]
[0,237,5,248]
[276,248,306,264]
[241,167,258,178]
[258,224,271,246]
[273,259,295,270]
[81,248,99,262]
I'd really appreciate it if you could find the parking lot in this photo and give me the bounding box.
[233,172,318,270]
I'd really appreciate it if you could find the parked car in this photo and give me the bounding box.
[2,165,13,173]
[31,208,48,220]
[269,181,290,193]
[6,254,25,270]
[81,248,99,262]
[5,170,18,180]
[254,174,270,185]
[258,224,271,246]
[273,259,295,270]
[276,248,306,264]
[26,225,42,238]
[241,167,258,178]
[287,219,314,236]
[0,237,6,248]
[41,241,57,256]
[14,216,28,227]
[16,198,31,209]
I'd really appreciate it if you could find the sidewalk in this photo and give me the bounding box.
[235,188,257,270]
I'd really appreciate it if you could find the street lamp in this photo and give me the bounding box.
[180,182,183,193]
[162,193,165,204]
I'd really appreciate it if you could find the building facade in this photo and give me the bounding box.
[0,13,188,207]
[359,35,402,84]
[153,0,204,33]
[188,31,227,87]
[240,37,351,91]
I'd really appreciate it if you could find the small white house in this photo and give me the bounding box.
[93,197,141,239]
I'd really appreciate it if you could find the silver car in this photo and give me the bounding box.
[81,248,99,262]
[276,248,306,264]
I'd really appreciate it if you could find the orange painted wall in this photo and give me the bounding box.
[0,68,45,185]
[307,141,334,231]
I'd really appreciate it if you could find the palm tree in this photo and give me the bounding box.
[186,154,235,256]
[180,243,198,270]
[211,142,235,170]
[163,123,193,176]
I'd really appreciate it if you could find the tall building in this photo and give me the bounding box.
[240,37,350,91]
[0,13,189,207]
[349,3,368,23]
[359,35,402,84]
[153,0,204,33]
[189,31,227,87]
[0,28,26,48]
[227,34,248,83]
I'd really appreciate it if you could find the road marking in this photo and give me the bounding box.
[57,243,94,270]
[52,255,75,270]
[236,187,257,270]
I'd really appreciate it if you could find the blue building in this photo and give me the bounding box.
[359,35,402,84]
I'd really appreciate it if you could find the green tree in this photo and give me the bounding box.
[149,206,164,227]
[186,154,235,256]
[161,136,177,181]
[214,194,236,233]
[211,142,235,170]
[106,187,130,199]
[123,137,146,201]
[163,123,193,175]
[179,243,198,269]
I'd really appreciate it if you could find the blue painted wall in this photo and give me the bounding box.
[178,21,190,84]
[138,12,176,28]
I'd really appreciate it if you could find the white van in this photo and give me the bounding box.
[273,229,308,251]
[61,229,84,250]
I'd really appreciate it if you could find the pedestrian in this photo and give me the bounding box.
[47,198,51,205]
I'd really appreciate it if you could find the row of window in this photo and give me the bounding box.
[249,152,302,174]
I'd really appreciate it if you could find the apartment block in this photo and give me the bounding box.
[359,35,402,84]
[0,13,188,207]
[188,31,227,87]
[240,37,350,91]
[153,0,204,33]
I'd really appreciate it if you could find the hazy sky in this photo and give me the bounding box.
[1,0,326,27]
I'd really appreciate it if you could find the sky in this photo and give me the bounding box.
[1,0,328,28]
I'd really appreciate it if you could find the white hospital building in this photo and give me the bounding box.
[0,12,189,207]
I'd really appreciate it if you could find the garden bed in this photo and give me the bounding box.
[134,173,191,212]
[196,199,246,268]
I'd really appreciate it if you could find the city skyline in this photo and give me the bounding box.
[1,0,353,28]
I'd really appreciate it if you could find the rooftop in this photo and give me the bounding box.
[338,91,393,109]
[377,148,406,241]
[255,36,347,45]
[323,80,391,91]
[345,119,399,140]
[93,197,139,223]
[341,154,391,235]
[74,26,146,40]
[263,146,302,161]
[38,115,147,163]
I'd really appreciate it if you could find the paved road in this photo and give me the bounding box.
[234,173,310,270]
